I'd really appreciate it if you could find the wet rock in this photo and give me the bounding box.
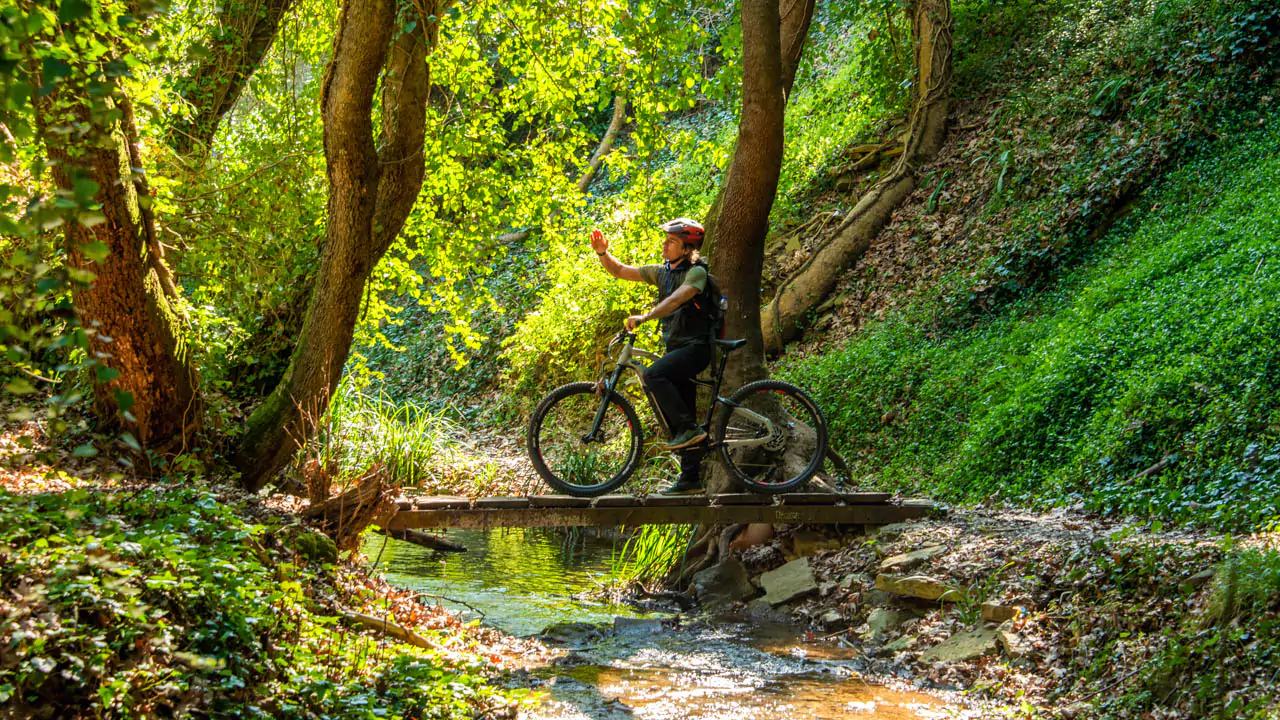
[879,545,946,573]
[612,617,664,636]
[820,610,845,625]
[919,627,1000,663]
[760,557,819,605]
[819,580,838,597]
[875,574,962,602]
[692,557,757,612]
[746,597,791,622]
[865,608,908,640]
[539,622,604,646]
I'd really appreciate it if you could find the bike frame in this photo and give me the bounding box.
[584,332,775,448]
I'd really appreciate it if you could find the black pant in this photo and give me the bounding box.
[644,342,712,482]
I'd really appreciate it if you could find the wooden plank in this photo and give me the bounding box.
[643,494,711,507]
[780,492,841,505]
[594,494,641,508]
[712,493,773,506]
[386,502,931,531]
[528,494,593,508]
[416,495,471,510]
[839,492,893,504]
[473,496,530,509]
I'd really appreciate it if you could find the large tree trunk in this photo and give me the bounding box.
[236,0,441,491]
[33,65,201,451]
[760,0,953,353]
[169,0,298,156]
[700,0,815,261]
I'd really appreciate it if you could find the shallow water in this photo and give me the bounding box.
[366,528,952,719]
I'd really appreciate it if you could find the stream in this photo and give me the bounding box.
[365,528,957,719]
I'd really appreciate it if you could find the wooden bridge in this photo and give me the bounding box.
[387,492,936,531]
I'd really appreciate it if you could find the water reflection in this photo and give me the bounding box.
[367,528,954,719]
[363,527,645,636]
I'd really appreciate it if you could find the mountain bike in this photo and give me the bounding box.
[526,331,828,497]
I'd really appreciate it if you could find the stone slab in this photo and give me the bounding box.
[875,574,963,602]
[879,545,946,573]
[760,557,819,605]
[920,627,1000,663]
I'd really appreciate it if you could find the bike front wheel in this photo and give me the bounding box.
[527,382,644,497]
[714,379,828,494]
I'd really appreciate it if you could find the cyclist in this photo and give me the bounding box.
[590,218,716,495]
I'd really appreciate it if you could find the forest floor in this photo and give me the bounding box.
[728,507,1280,719]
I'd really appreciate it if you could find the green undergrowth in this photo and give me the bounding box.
[1109,544,1280,718]
[0,486,508,719]
[781,109,1280,530]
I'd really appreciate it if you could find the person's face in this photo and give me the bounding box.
[661,232,687,263]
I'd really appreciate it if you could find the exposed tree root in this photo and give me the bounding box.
[761,0,953,354]
[302,465,397,550]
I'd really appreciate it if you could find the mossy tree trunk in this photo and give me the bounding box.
[760,0,953,353]
[236,0,443,491]
[33,69,202,451]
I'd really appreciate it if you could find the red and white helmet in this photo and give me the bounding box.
[658,217,705,249]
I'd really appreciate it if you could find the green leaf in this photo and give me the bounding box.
[95,365,119,383]
[5,378,36,395]
[119,431,141,451]
[72,443,98,457]
[113,388,134,411]
[81,240,110,262]
[58,0,91,22]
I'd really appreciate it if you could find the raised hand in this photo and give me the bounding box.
[590,229,609,255]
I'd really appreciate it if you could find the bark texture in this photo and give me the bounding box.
[709,0,814,391]
[237,0,442,490]
[700,0,815,261]
[760,0,953,353]
[170,0,298,155]
[33,76,201,450]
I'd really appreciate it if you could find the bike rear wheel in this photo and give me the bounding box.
[714,379,828,494]
[527,382,644,497]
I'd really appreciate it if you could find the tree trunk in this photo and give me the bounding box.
[33,68,201,451]
[760,0,953,353]
[701,0,815,261]
[169,0,298,156]
[236,0,442,491]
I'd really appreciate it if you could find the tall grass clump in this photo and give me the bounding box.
[610,525,694,586]
[315,380,466,491]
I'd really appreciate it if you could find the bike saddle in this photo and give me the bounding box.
[713,338,747,351]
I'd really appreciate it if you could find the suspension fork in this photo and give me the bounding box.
[585,336,635,441]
